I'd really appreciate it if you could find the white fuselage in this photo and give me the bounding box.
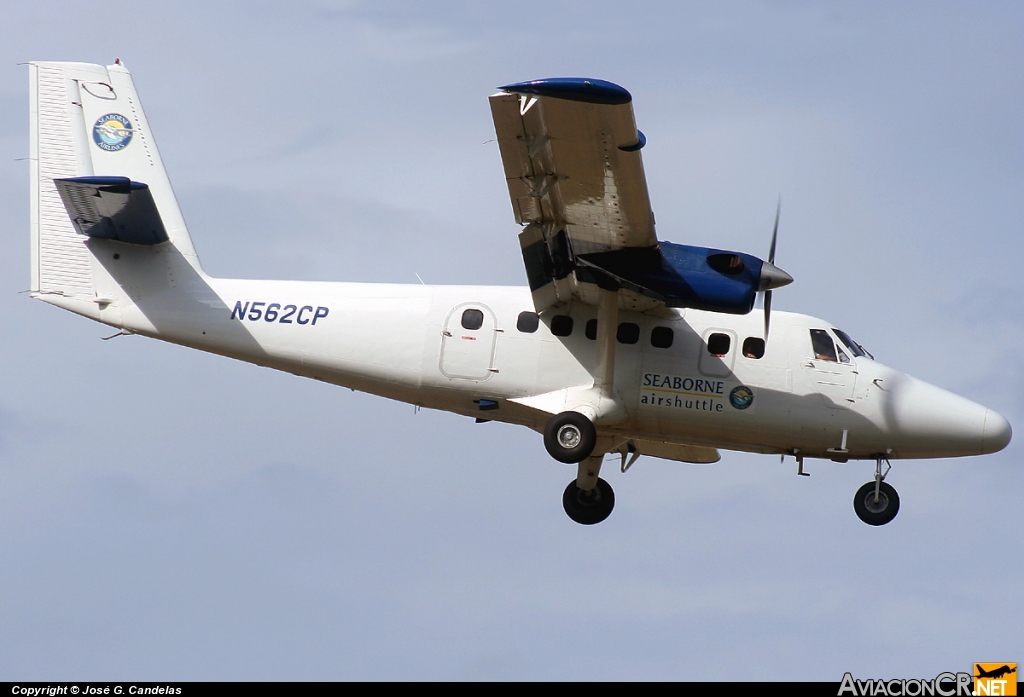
[39,241,1010,463]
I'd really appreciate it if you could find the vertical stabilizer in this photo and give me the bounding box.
[29,60,202,304]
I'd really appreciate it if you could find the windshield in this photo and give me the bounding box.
[832,328,873,360]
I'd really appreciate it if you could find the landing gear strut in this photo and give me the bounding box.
[854,457,900,526]
[562,453,615,524]
[547,286,618,522]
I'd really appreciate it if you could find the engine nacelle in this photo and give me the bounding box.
[576,241,791,314]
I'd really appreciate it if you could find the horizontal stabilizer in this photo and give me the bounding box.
[54,176,168,246]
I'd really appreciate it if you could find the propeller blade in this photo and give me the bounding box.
[764,197,781,341]
[768,196,781,264]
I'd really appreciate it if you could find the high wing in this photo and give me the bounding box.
[490,78,655,252]
[490,78,794,317]
[490,78,661,312]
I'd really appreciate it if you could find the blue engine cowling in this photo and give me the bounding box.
[576,242,769,314]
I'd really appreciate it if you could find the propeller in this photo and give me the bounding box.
[759,198,792,340]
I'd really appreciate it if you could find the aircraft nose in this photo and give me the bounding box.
[982,409,1012,454]
[893,377,994,457]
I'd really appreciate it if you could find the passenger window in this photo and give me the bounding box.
[742,337,765,359]
[550,314,573,337]
[707,333,731,356]
[585,319,597,340]
[461,308,484,330]
[516,311,539,333]
[810,329,838,362]
[617,322,640,344]
[650,326,673,349]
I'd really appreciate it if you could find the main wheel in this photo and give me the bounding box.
[562,477,615,525]
[544,411,597,464]
[853,481,900,526]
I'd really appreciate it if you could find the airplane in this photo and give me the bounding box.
[26,61,1012,526]
[975,665,1016,680]
[93,122,133,144]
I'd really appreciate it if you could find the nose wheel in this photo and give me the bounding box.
[853,457,900,526]
[563,477,615,525]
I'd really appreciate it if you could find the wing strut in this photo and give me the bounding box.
[568,284,624,501]
[561,281,627,426]
[593,285,619,404]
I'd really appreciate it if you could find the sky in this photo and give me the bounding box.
[1,0,1021,681]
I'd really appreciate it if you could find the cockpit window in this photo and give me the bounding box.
[832,328,873,360]
[810,329,838,362]
[836,345,851,364]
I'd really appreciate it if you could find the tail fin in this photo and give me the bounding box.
[29,60,202,307]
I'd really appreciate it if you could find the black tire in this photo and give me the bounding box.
[543,411,597,464]
[562,477,615,525]
[853,481,900,526]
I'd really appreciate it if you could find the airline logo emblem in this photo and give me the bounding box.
[729,385,754,410]
[93,113,133,151]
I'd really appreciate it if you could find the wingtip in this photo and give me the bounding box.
[498,77,631,105]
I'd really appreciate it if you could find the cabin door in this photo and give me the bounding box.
[440,303,498,381]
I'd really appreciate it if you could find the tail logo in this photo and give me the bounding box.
[92,113,134,151]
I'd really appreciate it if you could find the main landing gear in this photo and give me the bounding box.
[543,411,597,463]
[544,411,614,524]
[853,457,900,526]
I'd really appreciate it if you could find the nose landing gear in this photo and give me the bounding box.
[563,476,615,525]
[854,457,900,526]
